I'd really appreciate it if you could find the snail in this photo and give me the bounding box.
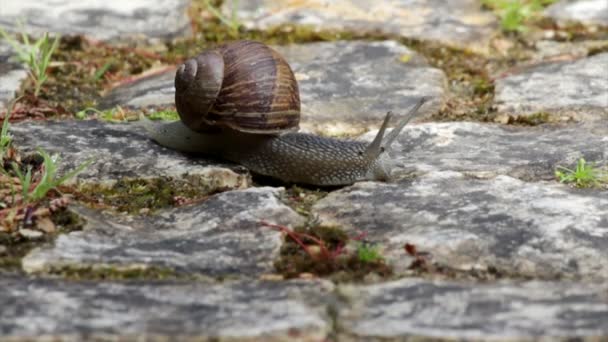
[142,40,427,186]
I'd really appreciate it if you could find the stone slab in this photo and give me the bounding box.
[312,171,608,281]
[0,276,332,341]
[23,187,304,277]
[226,0,497,52]
[337,278,608,340]
[0,0,191,42]
[276,40,445,135]
[494,53,608,122]
[362,120,608,181]
[10,119,249,187]
[0,42,28,112]
[99,68,176,109]
[545,0,608,26]
[101,40,446,136]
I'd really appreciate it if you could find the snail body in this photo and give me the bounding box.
[144,40,426,186]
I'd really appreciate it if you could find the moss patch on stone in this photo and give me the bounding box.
[400,38,497,122]
[48,264,202,281]
[270,223,393,282]
[282,186,328,218]
[508,112,553,125]
[535,19,608,43]
[67,176,228,214]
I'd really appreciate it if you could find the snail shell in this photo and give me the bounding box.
[175,40,300,134]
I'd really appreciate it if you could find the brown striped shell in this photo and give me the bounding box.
[174,40,301,134]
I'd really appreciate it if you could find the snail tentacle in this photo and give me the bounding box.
[382,97,429,151]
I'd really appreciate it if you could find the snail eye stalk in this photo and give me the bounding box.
[364,111,392,159]
[382,97,429,152]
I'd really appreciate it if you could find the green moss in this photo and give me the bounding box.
[282,186,328,217]
[71,176,228,214]
[539,20,608,43]
[398,39,497,122]
[163,20,374,63]
[148,110,180,121]
[588,42,608,56]
[49,264,197,281]
[508,112,552,126]
[274,224,393,282]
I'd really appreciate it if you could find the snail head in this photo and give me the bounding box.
[363,97,429,181]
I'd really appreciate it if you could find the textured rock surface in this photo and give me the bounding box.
[313,171,608,280]
[23,187,304,277]
[101,40,446,135]
[10,119,250,187]
[99,68,176,110]
[494,53,608,121]
[226,0,497,52]
[362,121,608,181]
[0,0,191,41]
[276,41,445,134]
[3,275,608,341]
[0,42,28,111]
[337,279,608,340]
[4,1,608,340]
[545,0,608,26]
[0,276,332,340]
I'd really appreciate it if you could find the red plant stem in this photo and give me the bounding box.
[260,221,334,259]
[260,221,316,258]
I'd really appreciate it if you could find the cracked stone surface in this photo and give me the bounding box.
[0,42,27,112]
[494,53,608,122]
[225,0,497,52]
[10,119,250,188]
[101,40,446,135]
[0,0,191,42]
[545,0,608,26]
[362,121,608,181]
[312,171,608,281]
[23,187,304,277]
[337,278,608,340]
[4,275,608,341]
[0,276,333,341]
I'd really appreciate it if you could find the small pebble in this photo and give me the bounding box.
[19,228,44,239]
[36,217,56,233]
[259,274,285,281]
[298,272,316,279]
[0,245,6,255]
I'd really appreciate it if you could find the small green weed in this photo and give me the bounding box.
[357,243,384,263]
[11,150,91,204]
[92,61,113,82]
[204,0,241,34]
[555,158,606,188]
[0,101,15,162]
[0,25,60,97]
[482,0,557,32]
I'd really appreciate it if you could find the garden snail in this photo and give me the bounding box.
[142,40,427,186]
